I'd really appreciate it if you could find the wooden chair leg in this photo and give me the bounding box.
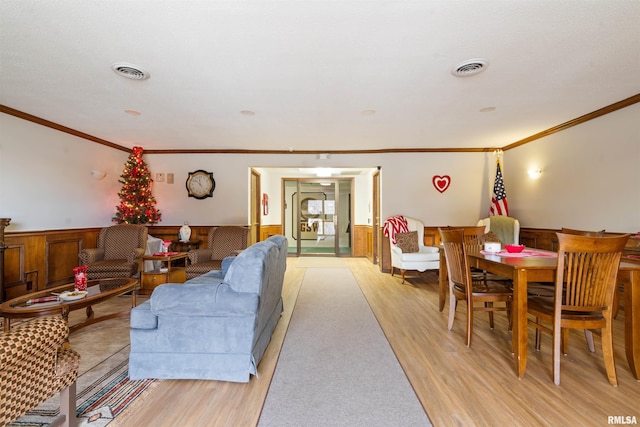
[486,302,494,329]
[561,328,569,356]
[535,318,542,351]
[466,296,473,347]
[585,330,595,353]
[506,302,513,331]
[553,325,562,385]
[59,381,77,427]
[601,323,618,386]
[448,294,457,331]
[401,270,406,284]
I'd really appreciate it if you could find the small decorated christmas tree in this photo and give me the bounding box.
[113,146,162,224]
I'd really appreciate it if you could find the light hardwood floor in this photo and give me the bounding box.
[63,258,640,426]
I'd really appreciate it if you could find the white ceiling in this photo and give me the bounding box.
[1,1,639,152]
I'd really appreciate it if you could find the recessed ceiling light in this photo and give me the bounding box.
[451,58,489,77]
[361,109,376,116]
[111,62,150,80]
[124,109,141,116]
[240,110,255,116]
[479,106,496,112]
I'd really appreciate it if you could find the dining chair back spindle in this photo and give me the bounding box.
[527,232,630,385]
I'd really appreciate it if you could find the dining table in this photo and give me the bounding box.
[437,246,640,380]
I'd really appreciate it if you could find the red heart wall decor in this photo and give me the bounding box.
[432,175,451,193]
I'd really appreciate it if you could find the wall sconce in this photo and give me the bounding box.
[91,170,107,180]
[527,168,542,179]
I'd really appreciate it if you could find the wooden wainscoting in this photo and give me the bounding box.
[352,225,370,258]
[3,224,260,300]
[259,225,283,242]
[3,228,99,299]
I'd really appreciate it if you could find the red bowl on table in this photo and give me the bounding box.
[505,244,525,253]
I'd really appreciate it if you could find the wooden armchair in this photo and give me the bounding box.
[527,232,629,385]
[186,226,249,280]
[439,228,512,346]
[0,316,80,426]
[79,224,148,279]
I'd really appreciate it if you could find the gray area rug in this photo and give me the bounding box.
[258,267,431,427]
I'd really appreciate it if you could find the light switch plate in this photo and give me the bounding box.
[155,173,165,182]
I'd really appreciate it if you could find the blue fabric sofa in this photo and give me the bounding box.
[128,235,287,382]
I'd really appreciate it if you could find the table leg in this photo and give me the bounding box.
[438,249,447,312]
[513,268,528,378]
[624,270,640,379]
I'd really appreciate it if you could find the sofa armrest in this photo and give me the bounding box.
[79,248,104,264]
[188,248,214,264]
[150,283,258,317]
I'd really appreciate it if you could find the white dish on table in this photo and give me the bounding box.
[58,290,88,301]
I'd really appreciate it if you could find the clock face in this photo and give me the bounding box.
[186,170,215,199]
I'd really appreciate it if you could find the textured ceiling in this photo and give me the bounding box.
[1,0,639,152]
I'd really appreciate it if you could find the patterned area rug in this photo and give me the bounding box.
[9,345,157,427]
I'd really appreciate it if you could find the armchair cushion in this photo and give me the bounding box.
[395,231,419,253]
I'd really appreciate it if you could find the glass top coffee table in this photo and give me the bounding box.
[0,277,138,333]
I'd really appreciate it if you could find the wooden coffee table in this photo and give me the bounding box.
[0,277,138,333]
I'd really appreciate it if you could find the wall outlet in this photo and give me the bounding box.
[167,173,174,184]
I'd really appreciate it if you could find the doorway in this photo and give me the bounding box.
[283,178,352,256]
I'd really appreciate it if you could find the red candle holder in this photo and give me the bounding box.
[73,265,88,291]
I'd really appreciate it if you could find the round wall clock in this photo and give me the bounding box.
[186,170,215,199]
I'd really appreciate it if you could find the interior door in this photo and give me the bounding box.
[283,178,352,256]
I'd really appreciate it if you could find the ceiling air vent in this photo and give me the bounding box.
[111,62,150,80]
[451,59,489,77]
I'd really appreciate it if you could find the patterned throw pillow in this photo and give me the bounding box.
[395,231,419,253]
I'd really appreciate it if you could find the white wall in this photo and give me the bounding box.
[2,103,638,233]
[0,113,128,231]
[504,103,639,233]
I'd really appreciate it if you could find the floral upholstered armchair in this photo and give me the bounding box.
[79,224,148,279]
[185,226,249,280]
[0,316,80,427]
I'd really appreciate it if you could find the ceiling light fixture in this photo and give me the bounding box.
[124,109,141,116]
[361,109,377,116]
[479,106,496,112]
[316,168,332,178]
[111,62,150,80]
[240,110,255,116]
[451,58,489,77]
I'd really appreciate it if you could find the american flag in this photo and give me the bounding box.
[489,161,509,216]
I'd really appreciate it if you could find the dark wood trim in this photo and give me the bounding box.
[502,93,640,151]
[4,95,639,154]
[0,105,131,152]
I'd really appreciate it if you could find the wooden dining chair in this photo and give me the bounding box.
[529,228,608,352]
[527,232,629,385]
[439,228,513,346]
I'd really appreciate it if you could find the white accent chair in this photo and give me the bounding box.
[477,216,520,245]
[390,217,440,283]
